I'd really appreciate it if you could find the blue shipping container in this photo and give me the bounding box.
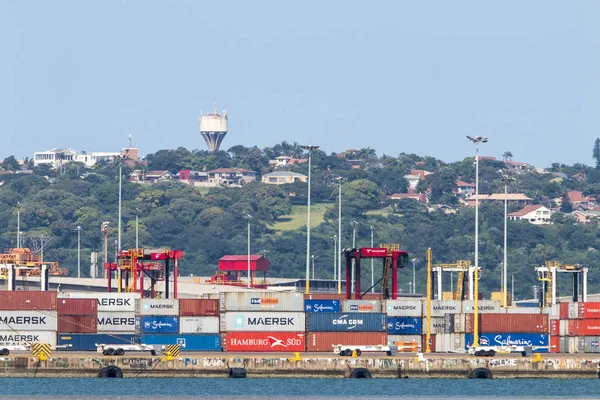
[304,300,341,313]
[57,334,139,351]
[464,333,549,353]
[141,334,221,351]
[140,316,179,334]
[307,313,386,332]
[387,317,422,335]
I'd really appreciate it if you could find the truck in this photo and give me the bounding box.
[0,345,30,356]
[468,345,549,357]
[96,343,156,356]
[333,344,398,357]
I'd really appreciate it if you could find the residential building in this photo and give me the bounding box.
[504,160,533,172]
[464,193,533,207]
[129,170,173,184]
[262,171,307,185]
[456,180,475,196]
[404,169,432,190]
[178,170,211,186]
[267,156,306,168]
[571,207,600,224]
[34,147,139,169]
[508,204,551,224]
[207,168,256,187]
[388,189,428,203]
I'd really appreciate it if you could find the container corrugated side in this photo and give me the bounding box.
[57,298,97,315]
[179,317,220,334]
[57,315,97,333]
[179,299,219,316]
[465,333,549,352]
[465,313,548,334]
[584,336,600,353]
[579,302,600,319]
[307,313,386,332]
[568,303,580,319]
[57,292,139,312]
[462,300,501,314]
[225,332,305,352]
[559,320,568,336]
[435,333,465,353]
[0,331,56,346]
[224,292,304,311]
[386,317,422,335]
[423,300,461,317]
[304,300,341,313]
[306,332,387,352]
[140,334,221,351]
[568,319,600,336]
[57,334,139,351]
[303,294,381,301]
[139,316,179,334]
[225,312,305,332]
[421,317,447,335]
[0,291,56,311]
[0,310,57,331]
[505,307,542,314]
[549,335,560,353]
[136,299,179,316]
[384,300,422,317]
[341,300,382,313]
[97,312,136,333]
[387,335,421,348]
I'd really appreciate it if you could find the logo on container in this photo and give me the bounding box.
[332,314,363,330]
[479,336,490,346]
[234,316,245,328]
[350,304,374,311]
[250,298,279,305]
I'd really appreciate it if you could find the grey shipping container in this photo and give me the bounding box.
[584,337,600,353]
[422,317,447,335]
[225,312,305,332]
[462,300,501,314]
[224,292,304,312]
[179,317,220,334]
[0,310,57,331]
[136,299,179,316]
[423,300,461,317]
[58,292,139,312]
[384,300,422,317]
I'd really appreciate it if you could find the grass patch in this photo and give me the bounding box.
[270,203,332,231]
[366,206,395,216]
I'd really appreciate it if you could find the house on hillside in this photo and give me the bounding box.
[207,168,256,187]
[129,170,174,184]
[456,180,475,197]
[504,160,534,172]
[464,193,532,207]
[178,170,211,186]
[268,156,306,168]
[388,189,428,203]
[508,204,551,224]
[262,171,307,185]
[571,208,600,224]
[404,170,432,190]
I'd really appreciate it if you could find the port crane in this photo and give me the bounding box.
[432,260,473,300]
[0,248,68,291]
[535,260,588,306]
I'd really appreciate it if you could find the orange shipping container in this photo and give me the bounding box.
[465,313,548,334]
[578,303,600,320]
[0,291,56,310]
[422,334,436,352]
[568,319,600,336]
[550,319,559,336]
[179,299,219,316]
[550,336,560,353]
[559,303,569,320]
[58,315,98,333]
[306,332,387,352]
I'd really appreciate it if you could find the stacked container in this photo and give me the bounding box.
[223,292,305,352]
[0,291,58,347]
[57,297,97,333]
[554,302,600,353]
[385,299,422,351]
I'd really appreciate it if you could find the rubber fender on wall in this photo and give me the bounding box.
[469,367,492,379]
[349,368,372,379]
[98,366,123,378]
[229,367,247,378]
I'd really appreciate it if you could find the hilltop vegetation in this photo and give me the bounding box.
[2,142,600,300]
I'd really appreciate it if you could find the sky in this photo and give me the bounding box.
[1,1,598,168]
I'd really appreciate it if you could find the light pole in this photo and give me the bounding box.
[135,208,141,249]
[501,172,514,307]
[76,226,82,278]
[300,144,319,294]
[331,235,337,280]
[118,165,122,252]
[311,255,319,279]
[336,177,344,294]
[15,202,21,248]
[350,220,358,295]
[466,135,488,301]
[411,258,417,294]
[244,214,253,288]
[369,225,375,293]
[114,239,118,263]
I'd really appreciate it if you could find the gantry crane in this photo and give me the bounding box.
[432,260,474,300]
[0,248,67,291]
[535,260,588,306]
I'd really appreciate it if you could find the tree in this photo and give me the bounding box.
[503,151,513,162]
[560,193,573,213]
[593,139,600,169]
[2,156,20,171]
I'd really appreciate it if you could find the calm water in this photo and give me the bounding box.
[1,378,600,399]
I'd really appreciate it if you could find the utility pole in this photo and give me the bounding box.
[501,172,514,307]
[101,222,110,279]
[15,202,21,248]
[350,220,358,296]
[300,145,319,294]
[76,226,82,278]
[337,177,344,295]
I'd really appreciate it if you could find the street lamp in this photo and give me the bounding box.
[336,177,345,294]
[300,144,319,294]
[369,225,375,293]
[134,208,141,249]
[500,172,514,307]
[15,202,21,248]
[466,135,488,301]
[76,226,82,278]
[311,255,319,279]
[411,258,417,294]
[350,220,358,295]
[244,214,253,288]
[331,235,337,280]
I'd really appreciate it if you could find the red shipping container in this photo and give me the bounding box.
[57,298,97,315]
[225,332,305,352]
[550,319,559,336]
[306,332,387,352]
[559,303,569,320]
[422,334,436,352]
[579,303,600,320]
[179,299,219,316]
[0,291,56,310]
[569,319,600,336]
[549,336,560,353]
[466,314,548,334]
[58,315,98,333]
[568,319,577,336]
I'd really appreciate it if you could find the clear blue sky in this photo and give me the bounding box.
[1,1,598,168]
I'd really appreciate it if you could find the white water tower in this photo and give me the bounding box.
[199,102,228,152]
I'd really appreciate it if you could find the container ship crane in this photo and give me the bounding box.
[0,248,67,291]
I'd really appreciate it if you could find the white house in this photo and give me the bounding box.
[507,204,551,224]
[34,147,138,169]
[262,171,307,185]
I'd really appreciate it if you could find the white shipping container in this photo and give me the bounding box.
[454,313,466,333]
[224,292,304,312]
[57,292,139,312]
[97,312,136,332]
[387,335,421,349]
[559,320,568,337]
[436,333,465,353]
[0,310,57,331]
[0,331,56,347]
[423,300,461,317]
[506,307,542,314]
[384,300,422,317]
[225,312,305,332]
[568,337,585,353]
[342,300,382,313]
[568,303,579,319]
[462,300,501,314]
[422,317,447,334]
[136,299,179,316]
[179,317,220,334]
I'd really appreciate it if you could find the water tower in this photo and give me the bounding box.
[199,102,228,152]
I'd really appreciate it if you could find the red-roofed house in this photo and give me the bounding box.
[388,189,428,203]
[404,170,432,190]
[456,180,475,196]
[508,204,551,224]
[207,168,256,187]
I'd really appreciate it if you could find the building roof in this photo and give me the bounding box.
[410,170,432,180]
[263,171,307,178]
[468,193,532,201]
[507,204,546,217]
[208,168,255,174]
[567,190,595,203]
[145,170,172,177]
[456,180,475,187]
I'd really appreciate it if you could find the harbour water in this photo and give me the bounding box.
[1,378,599,398]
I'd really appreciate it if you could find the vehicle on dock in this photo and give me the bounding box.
[468,345,549,357]
[0,345,30,355]
[333,344,397,356]
[96,343,156,356]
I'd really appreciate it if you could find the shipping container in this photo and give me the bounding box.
[422,334,436,352]
[453,313,466,333]
[178,299,219,316]
[465,333,549,352]
[387,335,421,350]
[224,292,304,312]
[559,302,569,320]
[505,307,542,314]
[578,302,600,320]
[225,332,305,352]
[435,333,465,353]
[423,300,461,317]
[306,332,387,352]
[0,310,57,331]
[179,317,220,334]
[559,320,568,336]
[97,312,136,333]
[0,331,56,346]
[550,319,558,336]
[421,317,448,335]
[549,335,560,353]
[57,298,97,315]
[342,300,381,313]
[384,300,422,317]
[138,316,179,334]
[387,317,422,335]
[462,300,501,314]
[465,313,548,334]
[304,300,341,313]
[307,313,386,332]
[0,291,56,311]
[568,303,580,319]
[224,312,305,332]
[584,336,600,353]
[140,334,221,351]
[566,336,585,353]
[303,293,381,301]
[567,319,600,336]
[559,336,568,353]
[58,292,139,312]
[57,333,139,351]
[136,299,179,316]
[58,315,97,333]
